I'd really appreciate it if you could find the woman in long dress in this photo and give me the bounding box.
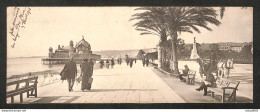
[80,59,91,91]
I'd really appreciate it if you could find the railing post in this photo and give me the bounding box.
[222,89,225,103]
[35,86,37,97]
[233,90,236,102]
[20,93,23,103]
[11,96,14,104]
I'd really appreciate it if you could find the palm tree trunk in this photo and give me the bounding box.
[157,43,162,68]
[170,31,179,75]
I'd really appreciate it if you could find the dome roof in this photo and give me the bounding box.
[75,38,91,49]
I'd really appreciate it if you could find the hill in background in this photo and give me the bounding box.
[93,48,156,59]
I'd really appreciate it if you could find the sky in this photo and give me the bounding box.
[7,7,253,58]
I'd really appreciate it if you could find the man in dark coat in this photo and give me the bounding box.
[99,60,104,69]
[142,57,145,67]
[119,58,122,65]
[117,58,120,64]
[146,58,149,66]
[63,57,77,92]
[130,58,133,68]
[106,59,110,68]
[126,58,129,66]
[196,72,216,96]
[111,58,115,68]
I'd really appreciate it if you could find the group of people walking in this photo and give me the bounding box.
[142,57,149,67]
[99,58,116,69]
[117,58,122,65]
[126,58,136,68]
[60,57,94,92]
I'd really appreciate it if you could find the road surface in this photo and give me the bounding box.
[11,61,185,103]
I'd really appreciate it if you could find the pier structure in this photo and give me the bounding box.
[42,36,101,64]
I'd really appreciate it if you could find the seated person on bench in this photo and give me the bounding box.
[179,65,189,82]
[196,72,216,96]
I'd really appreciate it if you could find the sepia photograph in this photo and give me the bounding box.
[6,7,253,104]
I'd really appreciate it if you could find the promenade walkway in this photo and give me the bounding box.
[20,61,185,103]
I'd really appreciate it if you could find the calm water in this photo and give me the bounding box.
[7,58,64,78]
[7,57,101,78]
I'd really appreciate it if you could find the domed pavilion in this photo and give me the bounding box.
[43,36,101,64]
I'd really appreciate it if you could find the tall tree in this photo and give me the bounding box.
[130,7,168,68]
[131,7,221,75]
[163,7,221,74]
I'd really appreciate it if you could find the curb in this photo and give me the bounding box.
[154,67,174,78]
[155,67,201,86]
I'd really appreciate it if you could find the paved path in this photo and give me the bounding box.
[19,61,185,103]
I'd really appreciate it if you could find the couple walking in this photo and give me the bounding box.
[61,57,94,92]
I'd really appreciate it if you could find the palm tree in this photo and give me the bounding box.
[130,7,168,68]
[220,7,247,19]
[163,7,221,74]
[131,7,221,75]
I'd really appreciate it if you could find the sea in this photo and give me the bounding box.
[7,57,101,79]
[7,57,65,78]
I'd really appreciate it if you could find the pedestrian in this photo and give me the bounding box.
[117,58,120,64]
[111,58,115,68]
[62,57,77,92]
[80,59,89,91]
[106,59,110,68]
[130,58,133,68]
[126,58,129,66]
[99,60,104,69]
[120,58,122,65]
[146,58,149,66]
[142,57,145,67]
[179,65,189,82]
[88,58,94,90]
[196,72,216,96]
[134,58,136,63]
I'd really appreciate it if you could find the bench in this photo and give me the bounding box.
[6,76,38,103]
[182,71,196,85]
[208,78,240,103]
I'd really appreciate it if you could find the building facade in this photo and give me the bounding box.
[48,37,101,60]
[184,42,251,52]
[217,42,251,52]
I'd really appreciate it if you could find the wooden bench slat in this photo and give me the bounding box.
[7,77,38,86]
[6,76,38,104]
[183,70,196,85]
[208,78,240,103]
[7,86,35,98]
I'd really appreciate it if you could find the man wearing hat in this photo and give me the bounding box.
[64,57,77,92]
[179,65,189,81]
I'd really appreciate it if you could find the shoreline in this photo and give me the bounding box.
[7,62,104,83]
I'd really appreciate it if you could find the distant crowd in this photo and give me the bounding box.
[60,56,154,92]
